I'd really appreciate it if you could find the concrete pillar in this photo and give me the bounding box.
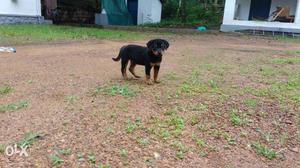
[295,0,300,23]
[222,0,237,24]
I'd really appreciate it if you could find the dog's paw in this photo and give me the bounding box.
[154,80,160,84]
[135,75,141,78]
[146,79,153,85]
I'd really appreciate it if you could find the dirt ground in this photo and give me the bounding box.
[0,34,299,168]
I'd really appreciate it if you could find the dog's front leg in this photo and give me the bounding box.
[145,65,153,85]
[153,66,160,83]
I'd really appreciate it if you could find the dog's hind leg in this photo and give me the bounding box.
[121,59,129,80]
[129,61,141,78]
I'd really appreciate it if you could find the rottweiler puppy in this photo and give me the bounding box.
[112,39,169,85]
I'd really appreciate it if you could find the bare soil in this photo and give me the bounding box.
[0,34,299,168]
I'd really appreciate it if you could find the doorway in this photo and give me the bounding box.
[249,0,272,20]
[127,0,138,25]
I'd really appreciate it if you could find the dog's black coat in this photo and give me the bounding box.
[113,39,169,83]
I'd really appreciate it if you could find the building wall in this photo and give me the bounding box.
[221,0,300,33]
[151,0,162,23]
[137,0,161,25]
[235,0,251,20]
[0,0,41,16]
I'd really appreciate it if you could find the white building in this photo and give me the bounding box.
[96,0,162,26]
[0,0,43,24]
[221,0,300,33]
[134,0,162,25]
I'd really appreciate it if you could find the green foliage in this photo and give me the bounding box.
[98,163,111,168]
[0,100,28,113]
[49,154,64,166]
[65,95,78,104]
[271,58,300,64]
[0,144,5,154]
[0,86,12,95]
[93,83,140,97]
[88,153,96,164]
[251,142,277,160]
[125,117,142,133]
[17,131,41,147]
[243,98,258,107]
[158,0,223,28]
[229,109,242,126]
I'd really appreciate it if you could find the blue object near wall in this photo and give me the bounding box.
[197,26,206,31]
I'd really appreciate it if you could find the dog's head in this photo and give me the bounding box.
[147,39,169,56]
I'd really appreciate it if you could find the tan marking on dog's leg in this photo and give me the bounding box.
[122,61,129,80]
[145,75,153,85]
[129,62,140,78]
[153,65,160,83]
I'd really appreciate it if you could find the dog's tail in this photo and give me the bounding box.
[112,56,120,62]
[112,46,126,62]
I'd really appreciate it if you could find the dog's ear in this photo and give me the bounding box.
[147,39,170,50]
[147,39,157,50]
[161,39,169,50]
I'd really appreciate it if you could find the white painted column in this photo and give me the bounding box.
[295,0,300,23]
[222,0,237,24]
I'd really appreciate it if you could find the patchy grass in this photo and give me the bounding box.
[17,131,41,147]
[0,144,5,154]
[283,50,300,56]
[93,83,141,97]
[136,137,150,146]
[0,86,12,95]
[271,58,300,64]
[98,163,111,168]
[65,95,78,104]
[125,117,142,133]
[58,148,72,156]
[0,100,28,113]
[88,153,96,164]
[171,140,189,159]
[49,153,64,166]
[251,142,277,160]
[148,113,185,140]
[243,98,258,107]
[229,109,243,126]
[120,148,128,158]
[0,24,152,45]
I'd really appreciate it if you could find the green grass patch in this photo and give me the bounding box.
[49,153,64,166]
[125,117,142,133]
[98,163,111,168]
[0,86,12,95]
[0,24,149,44]
[136,137,150,146]
[284,50,300,56]
[88,153,96,164]
[58,148,72,156]
[271,57,300,64]
[148,114,185,140]
[17,131,41,147]
[171,140,189,159]
[93,83,141,97]
[243,98,258,107]
[65,95,78,104]
[259,67,275,77]
[0,144,5,154]
[120,148,128,158]
[229,109,242,126]
[0,100,28,113]
[251,142,277,160]
[176,70,208,96]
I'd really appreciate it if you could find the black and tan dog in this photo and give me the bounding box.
[112,39,169,85]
